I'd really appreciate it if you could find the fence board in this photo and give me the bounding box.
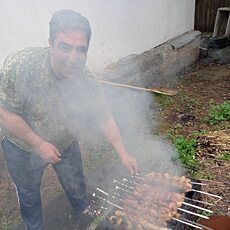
[195,0,230,32]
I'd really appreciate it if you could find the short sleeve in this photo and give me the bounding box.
[82,68,112,125]
[0,53,28,115]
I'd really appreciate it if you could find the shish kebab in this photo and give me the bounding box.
[92,172,219,230]
[93,191,213,230]
[96,186,212,218]
[112,183,213,214]
[125,172,222,200]
[122,178,216,206]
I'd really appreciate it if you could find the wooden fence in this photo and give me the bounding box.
[195,0,230,32]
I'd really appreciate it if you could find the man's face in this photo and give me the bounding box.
[49,30,88,79]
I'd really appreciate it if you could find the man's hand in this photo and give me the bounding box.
[0,107,61,164]
[99,117,139,174]
[35,141,61,164]
[120,153,138,174]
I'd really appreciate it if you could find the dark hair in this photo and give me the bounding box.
[49,9,92,45]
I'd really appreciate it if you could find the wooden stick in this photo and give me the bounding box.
[99,79,177,96]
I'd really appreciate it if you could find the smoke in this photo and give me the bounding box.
[81,82,181,174]
[78,78,185,229]
[0,2,191,228]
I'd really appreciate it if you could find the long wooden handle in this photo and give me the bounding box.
[99,80,177,96]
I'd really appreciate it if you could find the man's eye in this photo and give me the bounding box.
[60,45,71,52]
[77,47,87,54]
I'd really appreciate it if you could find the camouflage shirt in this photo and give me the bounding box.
[0,47,111,153]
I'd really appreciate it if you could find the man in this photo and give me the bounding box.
[0,10,138,230]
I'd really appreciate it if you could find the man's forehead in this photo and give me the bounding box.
[55,31,88,45]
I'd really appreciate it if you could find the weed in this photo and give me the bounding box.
[188,98,198,105]
[93,216,103,225]
[187,98,199,109]
[193,171,214,180]
[209,98,215,106]
[156,94,175,109]
[191,130,207,137]
[166,124,184,140]
[0,214,19,230]
[206,101,230,125]
[196,210,213,223]
[218,152,230,161]
[173,123,183,129]
[173,135,198,167]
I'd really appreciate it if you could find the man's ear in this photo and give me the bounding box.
[48,38,54,47]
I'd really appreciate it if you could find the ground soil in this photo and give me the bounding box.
[0,50,229,229]
[155,60,230,216]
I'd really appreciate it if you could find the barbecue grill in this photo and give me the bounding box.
[86,171,222,230]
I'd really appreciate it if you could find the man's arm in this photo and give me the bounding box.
[0,106,61,163]
[98,117,138,174]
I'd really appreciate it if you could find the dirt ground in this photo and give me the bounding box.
[0,48,230,229]
[155,60,230,216]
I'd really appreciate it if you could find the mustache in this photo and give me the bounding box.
[64,60,85,69]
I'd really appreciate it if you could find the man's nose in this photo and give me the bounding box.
[68,49,79,62]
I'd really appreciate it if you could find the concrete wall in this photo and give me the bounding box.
[100,31,201,88]
[0,0,195,72]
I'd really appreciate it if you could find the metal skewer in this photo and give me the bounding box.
[101,186,211,220]
[96,188,124,202]
[130,174,145,180]
[113,179,135,189]
[115,185,132,194]
[179,217,214,230]
[122,177,141,185]
[184,197,215,206]
[182,201,213,213]
[192,189,222,199]
[96,187,109,196]
[123,176,207,188]
[128,174,207,185]
[115,180,216,209]
[92,193,123,210]
[191,181,207,186]
[115,181,212,214]
[172,218,203,229]
[177,207,209,219]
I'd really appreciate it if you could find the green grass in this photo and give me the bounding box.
[192,171,214,180]
[0,208,18,230]
[93,215,103,224]
[173,135,198,168]
[218,152,230,161]
[156,94,175,109]
[191,130,207,137]
[206,101,230,125]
